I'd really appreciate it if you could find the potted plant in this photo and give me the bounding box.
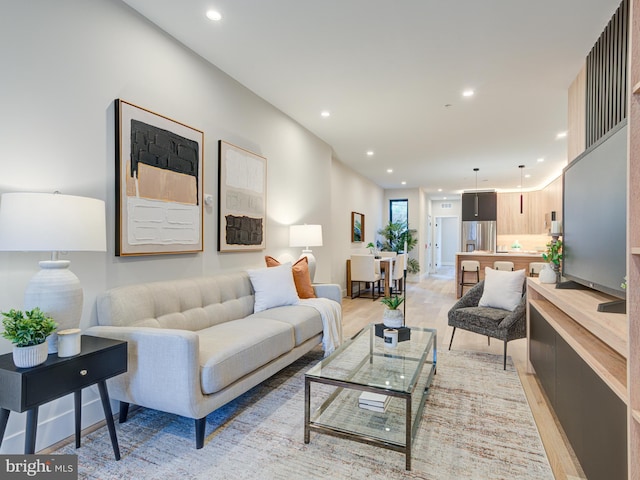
[1,308,57,368]
[542,240,563,270]
[381,295,405,328]
[377,221,420,274]
[540,240,563,283]
[366,242,379,258]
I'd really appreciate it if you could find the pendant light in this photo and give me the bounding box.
[519,165,525,214]
[473,168,479,217]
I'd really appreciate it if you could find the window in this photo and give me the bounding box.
[390,199,408,225]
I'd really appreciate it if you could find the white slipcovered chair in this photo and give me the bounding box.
[391,253,406,294]
[350,254,382,300]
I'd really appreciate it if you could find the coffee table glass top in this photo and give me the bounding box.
[306,324,436,394]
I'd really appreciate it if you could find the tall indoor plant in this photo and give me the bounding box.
[1,308,57,367]
[377,221,420,273]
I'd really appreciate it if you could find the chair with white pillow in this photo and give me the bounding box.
[447,268,527,369]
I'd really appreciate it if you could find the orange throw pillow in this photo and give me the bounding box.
[265,256,316,299]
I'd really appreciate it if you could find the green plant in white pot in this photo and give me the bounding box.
[1,308,57,368]
[381,296,405,328]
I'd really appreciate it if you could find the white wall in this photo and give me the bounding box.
[330,156,385,294]
[0,0,363,453]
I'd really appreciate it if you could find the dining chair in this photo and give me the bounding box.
[391,253,406,294]
[350,254,382,300]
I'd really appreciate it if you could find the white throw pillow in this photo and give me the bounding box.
[478,267,526,311]
[247,263,300,313]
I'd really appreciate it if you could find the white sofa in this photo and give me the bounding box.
[86,271,341,448]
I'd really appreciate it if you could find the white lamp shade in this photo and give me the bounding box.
[289,224,323,248]
[0,192,106,355]
[0,192,106,252]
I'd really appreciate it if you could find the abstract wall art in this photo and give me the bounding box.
[218,140,267,252]
[351,211,364,243]
[115,99,204,255]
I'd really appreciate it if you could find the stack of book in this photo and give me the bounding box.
[358,391,390,413]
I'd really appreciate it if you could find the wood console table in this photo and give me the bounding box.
[526,278,627,480]
[0,335,127,458]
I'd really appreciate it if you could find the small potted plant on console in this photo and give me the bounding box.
[1,308,57,368]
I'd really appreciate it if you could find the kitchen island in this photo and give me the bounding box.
[455,251,544,297]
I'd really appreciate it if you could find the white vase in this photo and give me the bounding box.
[383,309,404,328]
[539,263,557,284]
[13,342,48,368]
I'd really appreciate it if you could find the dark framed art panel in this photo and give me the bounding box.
[218,140,267,252]
[115,99,204,256]
[352,211,364,243]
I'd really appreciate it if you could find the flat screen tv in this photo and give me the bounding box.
[561,119,627,312]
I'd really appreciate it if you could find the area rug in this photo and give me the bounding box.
[53,349,553,480]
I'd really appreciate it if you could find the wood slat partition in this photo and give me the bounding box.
[627,1,640,478]
[585,0,629,148]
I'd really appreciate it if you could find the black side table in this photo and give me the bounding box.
[0,335,127,460]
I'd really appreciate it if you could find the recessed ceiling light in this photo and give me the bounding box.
[525,174,531,178]
[206,10,222,21]
[537,157,545,163]
[443,197,447,200]
[387,169,393,173]
[401,181,407,185]
[438,188,443,192]
[462,89,474,97]
[366,151,374,156]
[556,131,568,139]
[320,111,330,118]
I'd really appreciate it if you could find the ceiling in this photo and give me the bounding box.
[121,0,621,199]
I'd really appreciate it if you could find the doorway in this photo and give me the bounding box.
[435,216,459,269]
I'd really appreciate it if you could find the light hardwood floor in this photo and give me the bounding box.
[342,266,586,480]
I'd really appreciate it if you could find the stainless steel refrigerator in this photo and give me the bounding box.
[461,220,496,253]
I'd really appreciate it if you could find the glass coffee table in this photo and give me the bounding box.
[304,324,437,470]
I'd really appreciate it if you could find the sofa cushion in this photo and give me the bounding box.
[247,263,300,313]
[455,306,510,331]
[249,305,323,346]
[97,273,255,329]
[197,318,295,394]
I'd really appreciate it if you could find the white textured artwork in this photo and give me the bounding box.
[127,197,199,245]
[218,141,267,252]
[116,99,204,256]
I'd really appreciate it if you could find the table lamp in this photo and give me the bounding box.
[0,192,107,353]
[289,224,323,282]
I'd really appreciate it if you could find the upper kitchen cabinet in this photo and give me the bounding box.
[461,192,497,221]
[497,177,562,235]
